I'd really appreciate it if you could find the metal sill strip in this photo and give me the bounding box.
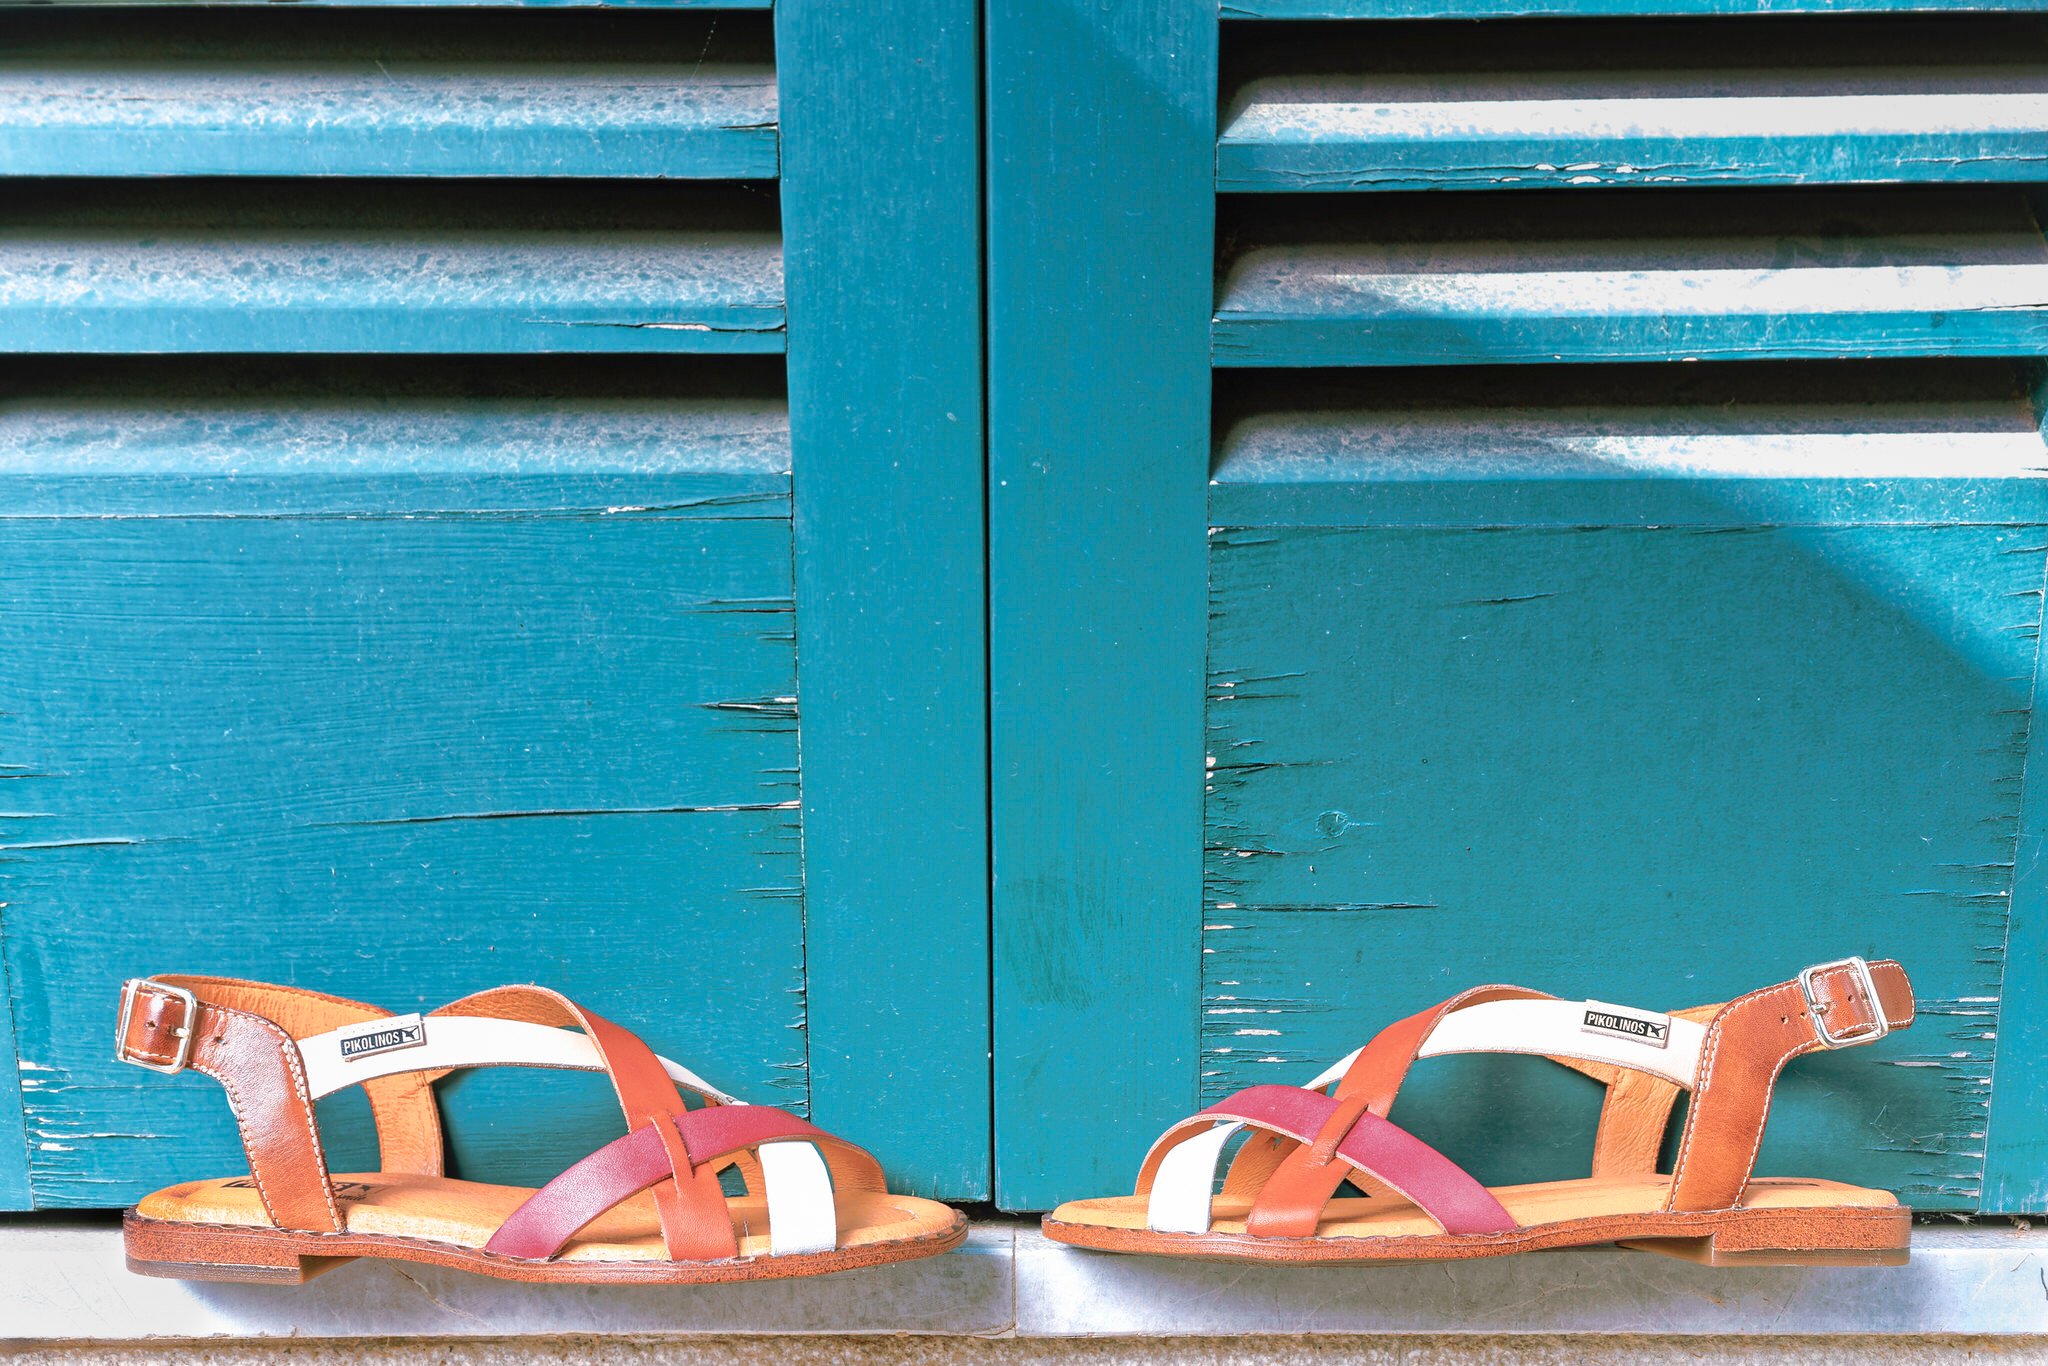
[1,1217,2042,1340]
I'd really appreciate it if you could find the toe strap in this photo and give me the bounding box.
[486,1106,883,1262]
[1137,1084,1517,1238]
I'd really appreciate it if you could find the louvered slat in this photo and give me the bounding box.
[0,12,775,180]
[0,183,784,354]
[1211,362,2048,524]
[1219,18,2048,191]
[1227,0,2048,16]
[1213,189,2048,365]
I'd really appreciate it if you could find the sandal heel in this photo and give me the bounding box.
[1620,1208,1911,1268]
[124,1218,356,1284]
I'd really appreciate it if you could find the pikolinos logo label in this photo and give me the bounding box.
[337,1013,427,1060]
[1580,1001,1670,1048]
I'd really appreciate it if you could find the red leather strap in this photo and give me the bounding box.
[1138,1085,1516,1237]
[433,985,731,1259]
[485,1106,885,1261]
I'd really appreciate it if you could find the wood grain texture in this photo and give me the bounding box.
[778,0,990,1200]
[0,444,805,1206]
[1218,18,2048,192]
[0,927,27,1208]
[988,0,1216,1210]
[1211,362,2048,525]
[1214,189,2048,367]
[1203,522,2042,1211]
[0,182,784,355]
[0,11,776,180]
[1982,375,2048,1213]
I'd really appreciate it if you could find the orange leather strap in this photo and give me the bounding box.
[1665,959,1914,1212]
[433,985,738,1260]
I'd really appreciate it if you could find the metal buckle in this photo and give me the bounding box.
[115,979,198,1074]
[1798,957,1889,1049]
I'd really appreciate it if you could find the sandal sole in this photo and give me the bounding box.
[125,1208,971,1285]
[1041,1202,1910,1267]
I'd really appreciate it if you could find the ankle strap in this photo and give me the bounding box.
[116,975,448,1231]
[1665,956,1914,1212]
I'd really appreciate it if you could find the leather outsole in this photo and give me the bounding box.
[125,1173,967,1284]
[1042,1178,1911,1267]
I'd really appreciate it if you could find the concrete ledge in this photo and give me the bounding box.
[3,1217,2044,1341]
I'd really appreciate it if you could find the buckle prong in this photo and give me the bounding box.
[115,979,198,1074]
[1799,957,1889,1049]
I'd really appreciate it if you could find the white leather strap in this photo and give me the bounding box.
[296,1014,835,1257]
[1143,995,1703,1233]
[1418,998,1705,1088]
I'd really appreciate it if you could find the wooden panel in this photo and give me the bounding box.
[0,374,803,1205]
[0,12,775,180]
[0,927,26,1208]
[1214,189,2048,366]
[1204,519,2043,1211]
[1983,374,2048,1212]
[1219,17,2048,192]
[779,0,990,1199]
[0,183,783,355]
[1226,1,2048,24]
[988,0,1216,1210]
[1212,362,2048,524]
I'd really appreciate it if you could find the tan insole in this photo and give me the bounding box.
[137,1173,958,1262]
[1050,1175,1898,1240]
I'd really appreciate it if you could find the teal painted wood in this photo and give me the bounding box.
[988,0,1216,1211]
[0,361,790,517]
[0,184,784,354]
[0,927,27,1207]
[1226,0,2048,20]
[1205,521,2043,1210]
[779,0,990,1199]
[1212,363,2048,525]
[0,501,805,1204]
[1218,18,2048,192]
[1213,190,2048,366]
[0,12,776,180]
[1982,374,2048,1213]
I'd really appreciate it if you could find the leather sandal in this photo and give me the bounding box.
[115,975,967,1283]
[1044,956,1917,1266]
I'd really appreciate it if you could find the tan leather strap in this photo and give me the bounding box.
[117,977,354,1232]
[1665,958,1914,1212]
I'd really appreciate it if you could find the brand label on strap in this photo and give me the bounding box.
[1580,1001,1671,1048]
[336,1013,427,1061]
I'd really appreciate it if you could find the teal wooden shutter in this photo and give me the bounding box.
[992,0,2048,1211]
[0,0,987,1207]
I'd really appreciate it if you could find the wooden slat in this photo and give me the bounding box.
[1211,361,2048,524]
[1213,189,2048,366]
[988,0,1217,1211]
[1982,372,2048,1213]
[1220,18,2048,191]
[1205,518,2041,1210]
[36,0,769,7]
[1227,0,2048,20]
[0,183,784,355]
[0,511,803,1204]
[779,0,992,1200]
[0,12,775,180]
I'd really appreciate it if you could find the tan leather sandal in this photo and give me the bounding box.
[1044,956,1916,1266]
[115,975,966,1283]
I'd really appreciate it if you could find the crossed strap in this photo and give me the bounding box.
[1137,957,1915,1237]
[115,975,883,1260]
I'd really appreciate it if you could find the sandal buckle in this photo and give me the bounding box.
[116,979,198,1074]
[1798,957,1888,1049]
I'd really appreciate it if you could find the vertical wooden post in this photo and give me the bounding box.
[986,0,1218,1208]
[779,0,991,1198]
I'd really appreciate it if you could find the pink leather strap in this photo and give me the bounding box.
[1139,1084,1517,1237]
[485,1106,885,1261]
